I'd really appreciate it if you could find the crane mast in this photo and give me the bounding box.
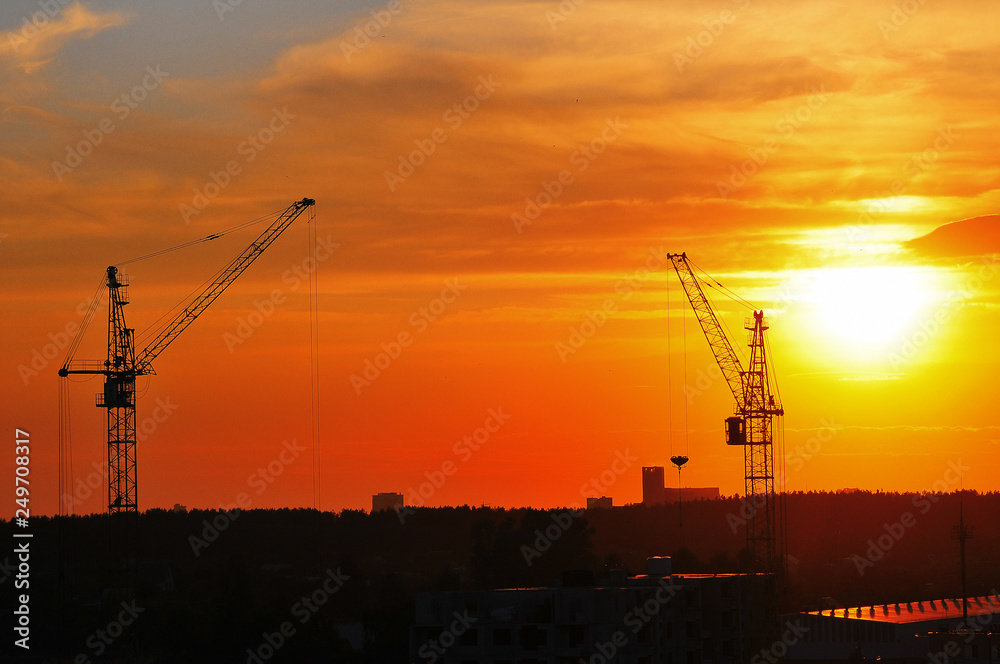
[667,252,784,654]
[667,253,783,570]
[59,197,316,514]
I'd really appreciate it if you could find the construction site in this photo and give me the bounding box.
[3,2,999,662]
[10,199,990,663]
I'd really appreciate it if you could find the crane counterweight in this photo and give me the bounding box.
[666,252,784,655]
[59,197,316,514]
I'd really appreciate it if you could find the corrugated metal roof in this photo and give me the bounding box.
[806,594,1000,624]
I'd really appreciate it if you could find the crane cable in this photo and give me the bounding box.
[125,206,286,350]
[666,271,673,455]
[59,271,107,520]
[117,208,284,267]
[63,274,108,369]
[306,204,321,511]
[682,285,690,454]
[134,260,229,349]
[60,203,316,512]
[58,379,73,515]
[124,201,323,510]
[133,209,286,348]
[764,331,789,574]
[700,272,750,368]
[687,256,757,312]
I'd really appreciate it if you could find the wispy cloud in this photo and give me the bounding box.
[1,3,128,71]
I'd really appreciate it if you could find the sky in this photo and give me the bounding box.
[1,0,999,517]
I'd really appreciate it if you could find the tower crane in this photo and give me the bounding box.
[59,197,316,514]
[667,252,784,651]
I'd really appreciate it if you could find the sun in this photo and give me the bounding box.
[804,266,940,352]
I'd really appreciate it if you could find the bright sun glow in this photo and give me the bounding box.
[806,266,940,350]
[857,196,934,214]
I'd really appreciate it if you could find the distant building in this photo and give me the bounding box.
[642,466,719,505]
[586,496,613,509]
[372,492,404,513]
[785,595,1000,662]
[411,557,756,663]
[171,503,186,513]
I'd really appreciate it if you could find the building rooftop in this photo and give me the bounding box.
[485,572,750,593]
[807,594,1000,625]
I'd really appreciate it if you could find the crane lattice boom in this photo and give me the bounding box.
[666,252,784,655]
[135,198,314,375]
[59,197,315,514]
[668,254,745,407]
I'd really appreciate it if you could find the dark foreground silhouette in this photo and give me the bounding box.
[3,490,996,662]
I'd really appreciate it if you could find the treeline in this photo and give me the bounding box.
[1,490,996,662]
[583,490,1000,610]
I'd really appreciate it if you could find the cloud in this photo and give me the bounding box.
[905,215,1000,258]
[2,0,998,285]
[819,425,1000,433]
[0,2,128,72]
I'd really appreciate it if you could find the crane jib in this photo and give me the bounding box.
[57,198,315,515]
[666,251,783,601]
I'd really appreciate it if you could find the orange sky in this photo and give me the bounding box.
[2,0,999,517]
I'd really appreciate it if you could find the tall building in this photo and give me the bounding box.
[642,466,720,505]
[642,466,666,503]
[411,557,759,663]
[371,492,403,513]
